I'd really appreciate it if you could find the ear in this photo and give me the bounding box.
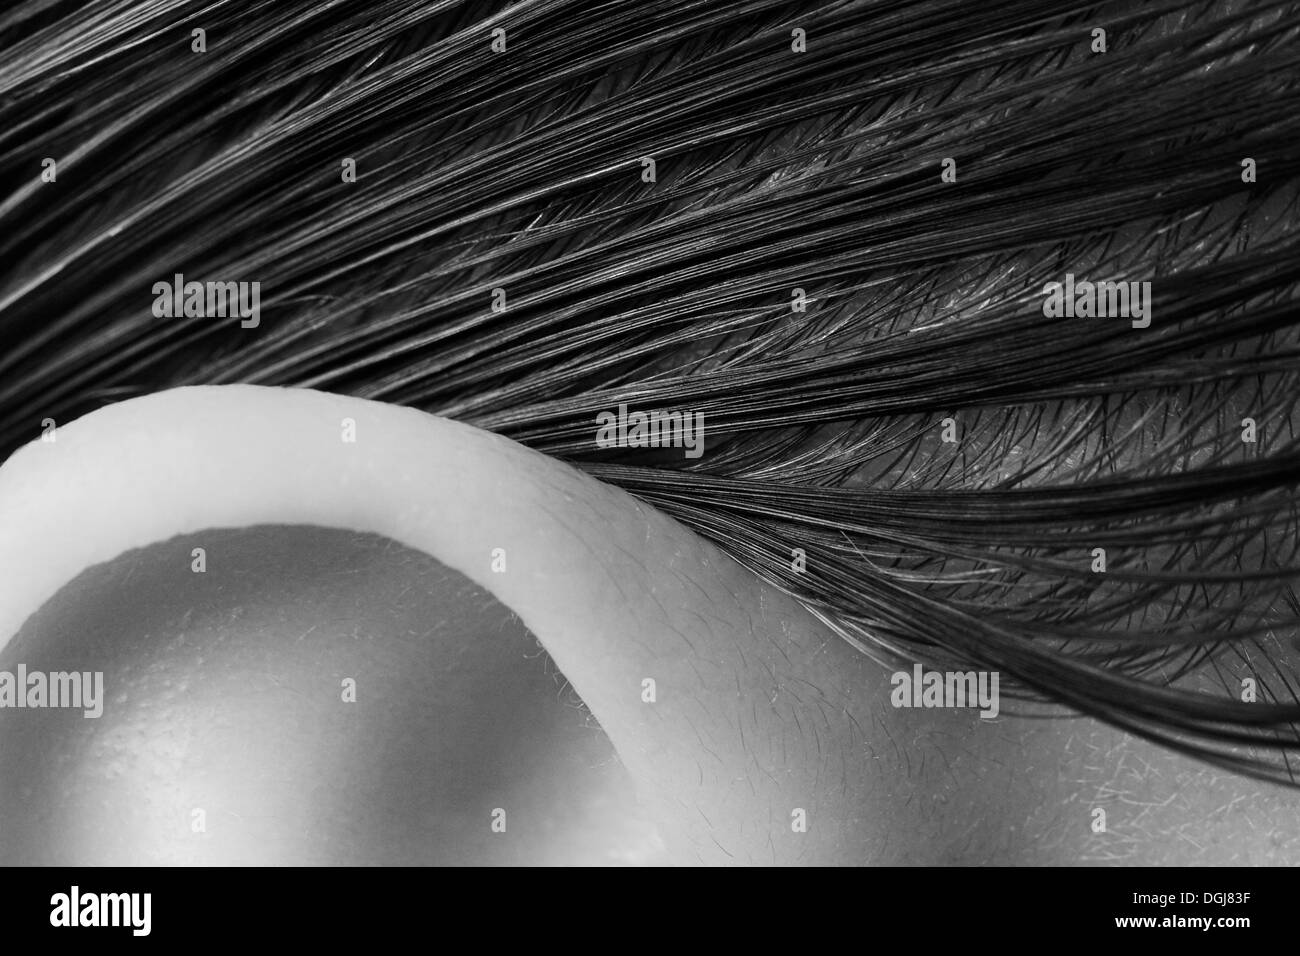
[0,385,884,864]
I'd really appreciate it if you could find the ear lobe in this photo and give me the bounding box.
[0,385,885,864]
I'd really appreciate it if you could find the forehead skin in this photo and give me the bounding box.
[0,385,1297,864]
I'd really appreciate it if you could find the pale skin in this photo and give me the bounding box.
[0,385,1296,865]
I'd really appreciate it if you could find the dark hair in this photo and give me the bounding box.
[2,0,1299,781]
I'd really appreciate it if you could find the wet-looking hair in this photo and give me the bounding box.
[2,0,1299,782]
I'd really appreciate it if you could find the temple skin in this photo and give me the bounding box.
[1,385,1297,864]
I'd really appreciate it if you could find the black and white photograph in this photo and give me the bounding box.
[0,0,1297,907]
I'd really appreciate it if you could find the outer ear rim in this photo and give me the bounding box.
[0,384,875,864]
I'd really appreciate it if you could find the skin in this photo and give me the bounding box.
[0,525,669,865]
[1,385,1297,865]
